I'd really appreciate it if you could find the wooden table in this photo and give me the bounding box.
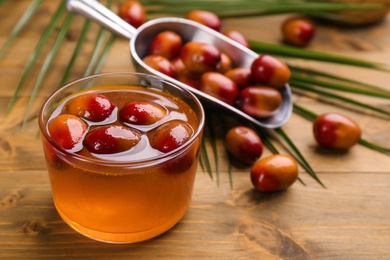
[1,1,390,259]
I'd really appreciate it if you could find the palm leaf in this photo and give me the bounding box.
[218,114,234,188]
[226,152,234,189]
[255,128,306,186]
[274,127,326,188]
[206,114,221,186]
[291,82,390,117]
[293,103,317,121]
[249,41,390,72]
[289,65,390,96]
[22,12,75,129]
[84,27,108,77]
[200,136,214,180]
[5,1,66,115]
[82,0,113,76]
[57,19,92,88]
[358,139,390,154]
[145,1,383,19]
[0,0,43,59]
[93,34,117,74]
[290,74,390,99]
[257,129,279,155]
[198,152,206,172]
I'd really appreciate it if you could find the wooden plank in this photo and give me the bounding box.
[0,170,390,258]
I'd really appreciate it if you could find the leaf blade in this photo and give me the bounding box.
[291,74,390,99]
[291,82,390,117]
[21,13,75,129]
[5,1,66,115]
[57,19,92,88]
[250,41,390,72]
[0,0,43,59]
[274,128,326,188]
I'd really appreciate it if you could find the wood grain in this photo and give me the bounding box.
[1,1,390,259]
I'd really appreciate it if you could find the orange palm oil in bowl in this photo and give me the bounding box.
[39,72,205,243]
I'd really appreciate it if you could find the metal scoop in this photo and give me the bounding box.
[66,0,292,129]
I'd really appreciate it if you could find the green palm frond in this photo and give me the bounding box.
[84,27,108,76]
[206,114,221,186]
[144,0,383,19]
[93,34,117,74]
[200,136,214,180]
[261,133,310,186]
[250,41,390,72]
[84,0,114,76]
[5,1,66,115]
[291,82,390,117]
[57,20,92,88]
[274,127,326,188]
[289,65,390,95]
[0,0,43,59]
[290,74,390,99]
[358,139,390,154]
[22,12,75,129]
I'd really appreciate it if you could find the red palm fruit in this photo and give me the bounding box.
[186,10,221,31]
[148,31,183,60]
[251,55,291,88]
[282,17,315,47]
[152,120,193,153]
[199,72,239,106]
[225,126,263,164]
[171,57,186,74]
[313,113,361,149]
[65,93,116,122]
[251,154,298,192]
[180,42,221,73]
[162,146,198,174]
[218,53,233,74]
[223,30,250,48]
[120,101,167,125]
[224,67,253,89]
[176,69,202,90]
[41,138,68,170]
[142,55,176,78]
[47,114,87,150]
[237,86,282,118]
[118,0,145,28]
[84,125,141,154]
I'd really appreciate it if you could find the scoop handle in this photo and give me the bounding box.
[66,0,136,40]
